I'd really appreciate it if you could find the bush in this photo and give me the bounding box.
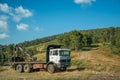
[111,46,120,55]
[103,44,120,55]
[81,46,91,51]
[72,60,89,71]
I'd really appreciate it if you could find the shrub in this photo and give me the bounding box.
[72,60,89,71]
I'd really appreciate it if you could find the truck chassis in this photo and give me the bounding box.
[10,61,57,73]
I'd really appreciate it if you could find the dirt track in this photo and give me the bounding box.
[0,67,120,80]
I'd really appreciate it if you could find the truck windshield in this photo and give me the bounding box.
[59,50,70,56]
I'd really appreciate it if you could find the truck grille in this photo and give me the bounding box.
[60,59,71,63]
[59,59,71,67]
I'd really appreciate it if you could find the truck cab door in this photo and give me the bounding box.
[49,50,59,63]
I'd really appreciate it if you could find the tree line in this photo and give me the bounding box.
[57,27,120,55]
[57,30,92,50]
[17,35,59,47]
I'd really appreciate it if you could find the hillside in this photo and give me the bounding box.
[0,47,120,80]
[0,27,120,66]
[15,27,120,48]
[19,27,120,56]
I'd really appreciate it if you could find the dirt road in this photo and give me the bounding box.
[0,67,120,80]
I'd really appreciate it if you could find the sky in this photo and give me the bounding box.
[0,0,120,45]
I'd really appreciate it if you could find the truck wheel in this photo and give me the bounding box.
[24,64,31,73]
[47,64,55,73]
[16,64,23,73]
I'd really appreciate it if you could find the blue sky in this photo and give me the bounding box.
[0,0,120,45]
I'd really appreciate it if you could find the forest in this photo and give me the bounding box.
[57,27,120,54]
[0,27,120,64]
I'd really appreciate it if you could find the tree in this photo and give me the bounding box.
[70,30,83,51]
[82,34,92,46]
[0,46,6,65]
[6,44,14,59]
[57,33,71,48]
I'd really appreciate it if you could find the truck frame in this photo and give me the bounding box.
[10,44,71,73]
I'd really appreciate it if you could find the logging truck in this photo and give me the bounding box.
[10,44,71,73]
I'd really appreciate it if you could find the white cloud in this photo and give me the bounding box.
[74,0,96,5]
[16,23,29,31]
[0,33,9,39]
[0,3,33,40]
[13,6,32,22]
[0,3,33,22]
[15,6,32,17]
[0,3,11,13]
[0,20,8,32]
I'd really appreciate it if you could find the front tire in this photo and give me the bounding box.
[47,64,55,73]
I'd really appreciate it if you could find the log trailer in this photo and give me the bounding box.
[10,44,71,73]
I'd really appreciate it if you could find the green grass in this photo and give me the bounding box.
[81,46,91,51]
[34,53,45,61]
[102,44,120,55]
[71,60,90,71]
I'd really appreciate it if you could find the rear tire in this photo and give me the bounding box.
[16,64,23,73]
[47,64,55,73]
[24,64,31,73]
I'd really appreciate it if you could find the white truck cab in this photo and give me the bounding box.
[49,48,71,69]
[46,44,71,73]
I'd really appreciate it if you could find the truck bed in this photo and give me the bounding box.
[10,61,47,70]
[10,61,46,64]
